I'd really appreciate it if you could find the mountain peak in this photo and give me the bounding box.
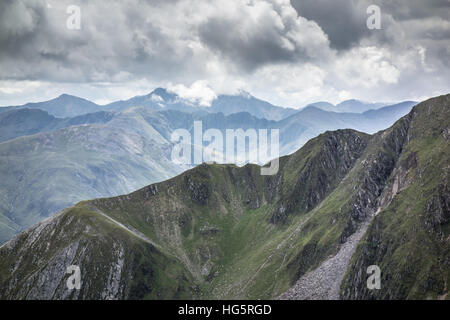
[237,89,252,99]
[55,93,87,102]
[150,87,176,101]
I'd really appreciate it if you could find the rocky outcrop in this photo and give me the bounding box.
[340,94,450,300]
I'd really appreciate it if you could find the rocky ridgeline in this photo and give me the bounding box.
[0,95,448,300]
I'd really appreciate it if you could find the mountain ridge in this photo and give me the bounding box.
[1,94,447,299]
[0,88,415,121]
[0,99,418,244]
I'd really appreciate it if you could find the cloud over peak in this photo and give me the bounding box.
[0,0,448,108]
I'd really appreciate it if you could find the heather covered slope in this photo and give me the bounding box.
[0,95,448,300]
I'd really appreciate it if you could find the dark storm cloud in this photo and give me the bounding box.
[289,0,370,50]
[290,0,450,50]
[0,0,206,82]
[198,18,296,71]
[0,0,448,107]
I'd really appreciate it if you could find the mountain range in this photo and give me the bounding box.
[0,94,417,244]
[308,99,392,113]
[0,88,405,120]
[0,94,447,299]
[0,89,298,121]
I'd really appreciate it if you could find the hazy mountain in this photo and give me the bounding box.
[104,88,202,114]
[278,101,417,154]
[0,89,297,121]
[3,94,103,118]
[209,91,298,120]
[308,99,399,113]
[0,111,186,244]
[305,101,336,112]
[0,108,114,143]
[106,88,298,121]
[1,94,447,299]
[334,99,390,113]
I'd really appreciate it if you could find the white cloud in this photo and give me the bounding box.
[334,46,400,88]
[168,80,217,107]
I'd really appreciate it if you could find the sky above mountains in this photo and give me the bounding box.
[0,0,449,108]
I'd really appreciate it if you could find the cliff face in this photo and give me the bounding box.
[0,95,448,300]
[340,94,450,300]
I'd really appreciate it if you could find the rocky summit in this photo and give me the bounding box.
[0,94,448,300]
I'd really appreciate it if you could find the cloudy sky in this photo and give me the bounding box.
[0,0,449,108]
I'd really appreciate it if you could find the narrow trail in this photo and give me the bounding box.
[90,206,202,281]
[91,206,159,247]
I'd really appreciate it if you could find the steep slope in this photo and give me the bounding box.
[0,208,194,299]
[0,126,371,299]
[0,94,446,300]
[0,113,184,244]
[340,94,450,299]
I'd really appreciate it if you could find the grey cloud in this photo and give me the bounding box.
[198,18,297,71]
[290,0,450,51]
[198,0,331,72]
[0,0,448,108]
[290,0,370,50]
[0,0,207,83]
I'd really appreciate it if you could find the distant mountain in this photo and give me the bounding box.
[278,100,417,154]
[335,99,390,113]
[106,88,298,121]
[3,94,103,118]
[308,99,401,113]
[1,94,447,299]
[0,89,298,121]
[0,108,114,142]
[104,88,202,114]
[362,100,417,120]
[209,91,298,121]
[305,101,335,112]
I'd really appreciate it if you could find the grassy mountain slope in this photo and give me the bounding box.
[1,94,447,299]
[0,126,371,299]
[0,99,418,245]
[1,95,446,300]
[0,113,184,244]
[340,94,450,299]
